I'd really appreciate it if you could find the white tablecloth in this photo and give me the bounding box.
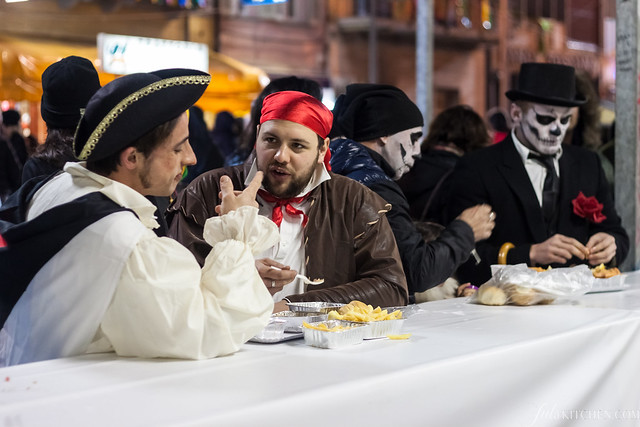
[2,275,640,426]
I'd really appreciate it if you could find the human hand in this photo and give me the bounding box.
[215,171,263,215]
[273,300,289,314]
[586,232,616,265]
[456,282,478,297]
[457,204,495,242]
[529,234,588,265]
[255,258,297,295]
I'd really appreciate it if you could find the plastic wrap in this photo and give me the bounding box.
[470,264,594,306]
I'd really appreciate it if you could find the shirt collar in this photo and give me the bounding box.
[245,159,331,198]
[64,162,160,229]
[511,130,563,164]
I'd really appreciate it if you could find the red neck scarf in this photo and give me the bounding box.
[258,189,310,227]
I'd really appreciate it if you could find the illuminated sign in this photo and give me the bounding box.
[97,33,209,75]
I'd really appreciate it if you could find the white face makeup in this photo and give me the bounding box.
[516,103,573,155]
[380,126,423,180]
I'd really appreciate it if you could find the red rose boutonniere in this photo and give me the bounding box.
[572,192,606,224]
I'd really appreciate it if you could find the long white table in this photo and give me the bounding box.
[2,275,640,426]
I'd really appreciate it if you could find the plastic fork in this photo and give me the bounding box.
[269,266,325,285]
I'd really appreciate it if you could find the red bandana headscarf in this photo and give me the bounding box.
[260,90,333,170]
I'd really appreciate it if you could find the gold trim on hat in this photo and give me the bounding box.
[76,74,210,161]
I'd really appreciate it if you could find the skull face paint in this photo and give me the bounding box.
[380,126,423,180]
[516,103,573,155]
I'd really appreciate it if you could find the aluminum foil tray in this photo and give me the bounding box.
[286,301,345,314]
[303,320,370,349]
[272,311,328,333]
[358,318,406,339]
[588,275,629,293]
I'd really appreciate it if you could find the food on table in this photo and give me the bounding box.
[302,321,352,332]
[529,266,551,272]
[328,300,403,321]
[476,285,507,306]
[591,263,621,279]
[386,334,411,340]
[503,284,554,305]
[476,282,555,306]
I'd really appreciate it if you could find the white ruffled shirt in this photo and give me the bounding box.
[0,162,279,366]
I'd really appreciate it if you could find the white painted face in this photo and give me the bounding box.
[380,126,423,180]
[516,103,573,155]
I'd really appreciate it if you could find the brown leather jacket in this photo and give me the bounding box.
[166,163,408,307]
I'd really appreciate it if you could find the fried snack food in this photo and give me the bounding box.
[476,285,507,306]
[592,263,621,279]
[329,300,402,321]
[529,266,552,272]
[302,321,352,332]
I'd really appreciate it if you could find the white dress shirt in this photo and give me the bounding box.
[244,160,330,300]
[511,131,562,207]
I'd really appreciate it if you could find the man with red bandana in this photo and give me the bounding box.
[168,91,408,312]
[447,63,628,285]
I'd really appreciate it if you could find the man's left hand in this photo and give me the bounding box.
[215,171,263,215]
[586,232,617,265]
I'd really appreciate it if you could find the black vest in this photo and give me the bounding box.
[0,175,133,327]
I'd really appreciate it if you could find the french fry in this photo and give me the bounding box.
[330,300,403,322]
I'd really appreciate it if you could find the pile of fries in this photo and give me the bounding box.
[302,321,352,332]
[592,263,621,279]
[327,300,402,322]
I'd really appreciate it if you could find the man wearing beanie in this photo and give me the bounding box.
[0,69,277,366]
[330,83,495,301]
[168,90,408,312]
[447,63,628,285]
[22,56,101,182]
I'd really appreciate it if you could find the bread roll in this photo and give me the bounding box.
[477,285,507,306]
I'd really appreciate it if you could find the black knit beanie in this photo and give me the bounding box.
[40,56,101,129]
[333,83,424,141]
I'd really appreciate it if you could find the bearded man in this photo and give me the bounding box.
[447,62,629,285]
[167,91,408,312]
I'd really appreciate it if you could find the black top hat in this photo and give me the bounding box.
[41,56,101,129]
[506,63,586,107]
[74,69,210,161]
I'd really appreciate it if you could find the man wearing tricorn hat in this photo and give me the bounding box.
[0,69,278,366]
[447,62,629,285]
[168,90,408,312]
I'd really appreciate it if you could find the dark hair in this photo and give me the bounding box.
[239,76,323,155]
[86,114,182,175]
[570,70,601,150]
[31,128,76,169]
[488,110,509,133]
[422,105,489,154]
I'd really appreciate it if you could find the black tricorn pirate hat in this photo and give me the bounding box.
[74,68,210,161]
[506,62,586,107]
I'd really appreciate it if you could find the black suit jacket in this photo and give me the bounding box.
[446,135,629,285]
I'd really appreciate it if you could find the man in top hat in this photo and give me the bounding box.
[167,90,408,312]
[22,56,101,182]
[447,62,629,285]
[329,83,495,302]
[0,69,278,366]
